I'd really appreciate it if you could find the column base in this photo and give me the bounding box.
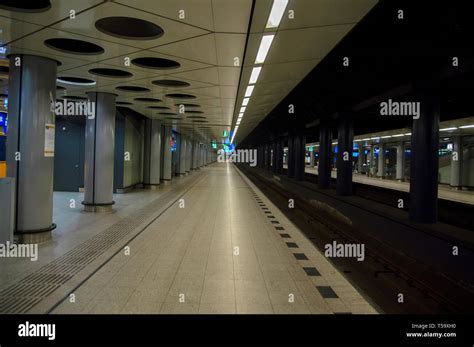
[161,179,172,185]
[15,223,56,244]
[144,184,160,190]
[82,202,115,213]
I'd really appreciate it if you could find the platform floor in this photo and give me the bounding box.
[0,163,377,314]
[301,166,474,206]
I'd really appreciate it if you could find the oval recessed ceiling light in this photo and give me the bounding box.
[159,112,178,116]
[132,57,180,70]
[57,76,96,86]
[95,17,164,40]
[175,103,200,107]
[191,120,208,123]
[185,110,204,114]
[152,80,190,87]
[61,95,87,101]
[148,106,170,110]
[56,86,66,90]
[45,38,104,55]
[0,0,51,12]
[89,68,132,78]
[165,117,181,120]
[117,101,133,105]
[0,66,9,73]
[116,86,150,92]
[134,97,161,103]
[166,93,196,99]
[186,116,206,119]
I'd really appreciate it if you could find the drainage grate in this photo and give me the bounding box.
[0,185,194,314]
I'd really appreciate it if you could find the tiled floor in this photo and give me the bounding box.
[50,163,378,314]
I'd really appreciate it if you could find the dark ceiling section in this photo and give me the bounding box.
[240,1,474,147]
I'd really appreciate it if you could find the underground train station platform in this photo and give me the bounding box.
[1,0,474,345]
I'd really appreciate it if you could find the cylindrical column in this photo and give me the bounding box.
[310,148,315,167]
[143,119,162,188]
[287,137,295,178]
[264,143,271,170]
[395,142,405,181]
[462,146,471,188]
[185,137,191,172]
[6,54,58,241]
[276,140,283,174]
[294,135,305,181]
[409,88,439,223]
[450,136,462,188]
[318,125,332,189]
[178,134,187,176]
[162,126,172,181]
[336,114,353,196]
[271,141,277,173]
[357,145,364,174]
[377,143,385,178]
[83,92,116,212]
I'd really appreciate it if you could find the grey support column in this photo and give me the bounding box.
[6,54,58,242]
[192,140,198,170]
[336,114,353,196]
[294,135,305,181]
[143,119,161,188]
[162,126,172,181]
[366,146,372,176]
[178,134,187,176]
[395,142,405,181]
[276,140,283,174]
[272,141,277,173]
[318,124,332,189]
[357,145,364,174]
[450,136,462,189]
[409,86,439,223]
[310,148,315,167]
[287,137,295,178]
[186,138,192,172]
[83,92,117,212]
[377,143,385,178]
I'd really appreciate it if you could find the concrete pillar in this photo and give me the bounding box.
[450,136,462,188]
[162,126,172,181]
[462,146,471,188]
[143,119,161,188]
[366,146,372,177]
[336,114,353,196]
[294,134,305,181]
[318,124,332,189]
[377,143,385,178]
[271,141,277,173]
[310,148,315,167]
[178,134,187,176]
[185,137,191,172]
[409,87,439,223]
[83,92,116,212]
[275,140,283,174]
[265,143,271,170]
[6,54,58,242]
[357,145,364,174]
[395,142,405,181]
[287,137,295,178]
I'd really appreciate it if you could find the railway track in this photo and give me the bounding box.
[239,165,474,314]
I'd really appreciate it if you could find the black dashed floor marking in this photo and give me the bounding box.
[293,253,308,260]
[316,286,339,298]
[267,216,275,219]
[279,234,291,238]
[275,226,285,230]
[286,242,298,248]
[271,221,279,224]
[303,267,321,276]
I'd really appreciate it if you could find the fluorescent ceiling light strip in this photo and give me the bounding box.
[240,107,246,113]
[381,135,392,139]
[459,124,474,129]
[392,134,404,137]
[242,98,249,106]
[440,127,457,131]
[255,35,275,64]
[404,133,412,136]
[249,67,262,84]
[266,0,288,28]
[245,85,254,97]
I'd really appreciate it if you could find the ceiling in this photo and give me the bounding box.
[0,0,254,141]
[232,0,378,144]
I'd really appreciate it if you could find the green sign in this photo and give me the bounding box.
[223,130,229,137]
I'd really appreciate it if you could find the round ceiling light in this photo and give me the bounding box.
[116,86,150,92]
[0,0,51,12]
[175,103,200,108]
[117,101,133,105]
[152,80,190,87]
[89,68,132,78]
[134,97,161,102]
[166,93,196,99]
[132,57,180,70]
[148,106,170,110]
[44,38,104,55]
[95,17,164,40]
[185,110,204,114]
[57,76,96,86]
